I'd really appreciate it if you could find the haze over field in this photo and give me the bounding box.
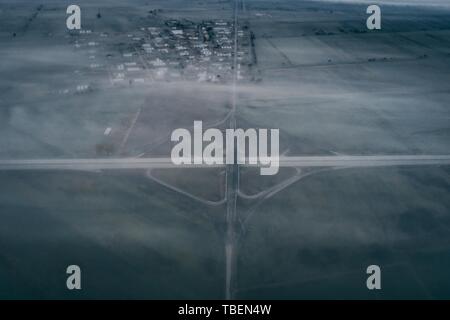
[0,0,449,299]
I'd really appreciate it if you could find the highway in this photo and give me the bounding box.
[0,155,449,171]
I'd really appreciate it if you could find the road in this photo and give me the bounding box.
[0,155,449,171]
[224,0,241,300]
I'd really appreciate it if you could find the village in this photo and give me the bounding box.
[67,18,252,91]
